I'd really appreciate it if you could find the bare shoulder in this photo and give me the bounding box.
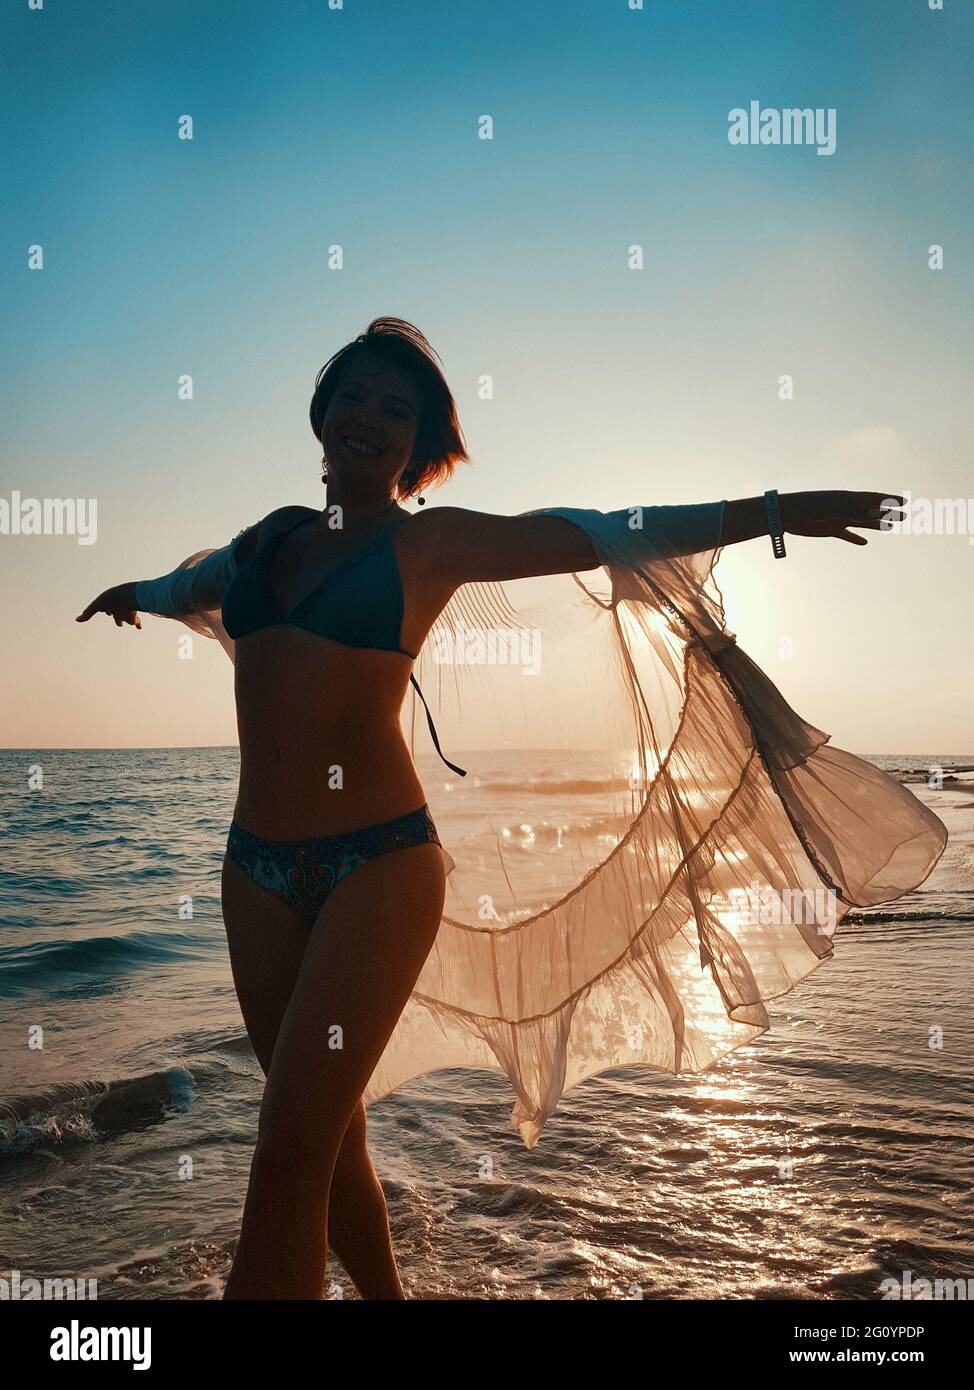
[394,505,451,572]
[235,504,317,565]
[398,506,481,554]
[394,500,458,542]
[259,503,318,537]
[395,505,486,578]
[407,506,477,533]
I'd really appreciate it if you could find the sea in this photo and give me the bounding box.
[1,747,972,1301]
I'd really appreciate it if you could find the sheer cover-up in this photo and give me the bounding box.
[163,505,947,1147]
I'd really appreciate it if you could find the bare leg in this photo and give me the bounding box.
[325,1100,405,1299]
[221,842,446,1299]
[222,856,423,1298]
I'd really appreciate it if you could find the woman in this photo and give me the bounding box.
[77,317,919,1299]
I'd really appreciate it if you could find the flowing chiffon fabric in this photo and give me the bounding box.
[167,507,947,1147]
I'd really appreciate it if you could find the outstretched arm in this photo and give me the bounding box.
[426,492,905,586]
[76,515,267,628]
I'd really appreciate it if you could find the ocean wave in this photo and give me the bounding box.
[0,929,215,997]
[0,1069,194,1158]
[892,768,974,784]
[843,909,974,925]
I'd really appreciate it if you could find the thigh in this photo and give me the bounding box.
[255,841,447,1165]
[221,853,313,1075]
[221,854,371,1170]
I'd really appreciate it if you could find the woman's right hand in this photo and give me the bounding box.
[76,582,141,628]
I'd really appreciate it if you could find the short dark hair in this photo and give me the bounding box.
[309,317,468,500]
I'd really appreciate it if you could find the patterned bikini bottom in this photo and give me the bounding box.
[225,803,443,925]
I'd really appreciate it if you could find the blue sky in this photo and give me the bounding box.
[2,0,971,749]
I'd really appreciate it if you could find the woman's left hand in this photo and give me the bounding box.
[781,490,905,545]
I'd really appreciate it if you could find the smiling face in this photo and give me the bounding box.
[319,353,422,496]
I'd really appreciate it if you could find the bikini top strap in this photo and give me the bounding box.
[267,511,318,548]
[266,508,409,559]
[409,673,467,777]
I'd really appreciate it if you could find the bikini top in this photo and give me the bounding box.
[222,511,466,776]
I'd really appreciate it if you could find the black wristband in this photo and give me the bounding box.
[764,489,787,559]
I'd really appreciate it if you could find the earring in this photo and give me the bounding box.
[406,466,425,505]
[321,454,328,485]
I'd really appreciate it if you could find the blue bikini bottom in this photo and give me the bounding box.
[225,803,443,925]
